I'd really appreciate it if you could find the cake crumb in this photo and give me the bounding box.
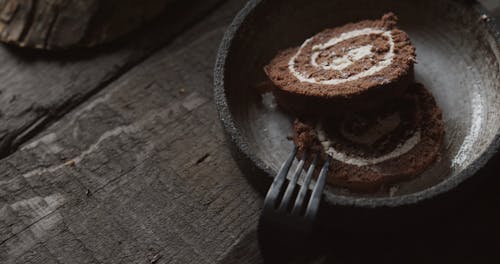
[480,14,489,22]
[389,185,399,197]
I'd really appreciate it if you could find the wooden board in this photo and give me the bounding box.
[0,0,266,263]
[0,0,177,49]
[0,0,223,158]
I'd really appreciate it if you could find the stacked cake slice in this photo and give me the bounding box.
[264,13,444,191]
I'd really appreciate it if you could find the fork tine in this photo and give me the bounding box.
[291,154,318,215]
[278,151,308,212]
[263,146,298,210]
[305,156,331,221]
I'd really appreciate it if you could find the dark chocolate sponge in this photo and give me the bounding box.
[265,13,416,116]
[293,83,444,191]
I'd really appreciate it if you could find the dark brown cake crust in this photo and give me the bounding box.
[265,13,416,116]
[292,83,444,191]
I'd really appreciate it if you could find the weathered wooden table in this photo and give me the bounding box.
[0,0,499,263]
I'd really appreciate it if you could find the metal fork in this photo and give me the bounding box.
[257,146,331,262]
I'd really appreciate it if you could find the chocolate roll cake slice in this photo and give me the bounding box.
[293,84,444,191]
[265,13,416,116]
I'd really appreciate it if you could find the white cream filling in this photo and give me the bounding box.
[288,28,395,85]
[316,126,421,167]
[311,44,374,71]
[340,113,401,145]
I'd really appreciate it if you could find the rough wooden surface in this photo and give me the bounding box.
[0,0,264,263]
[0,0,223,158]
[0,0,499,263]
[0,0,180,49]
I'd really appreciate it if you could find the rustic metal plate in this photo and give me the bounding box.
[214,0,500,209]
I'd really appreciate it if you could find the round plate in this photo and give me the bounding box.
[214,0,500,208]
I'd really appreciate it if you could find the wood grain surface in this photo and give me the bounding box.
[0,0,499,263]
[0,0,223,158]
[0,0,178,49]
[0,0,265,263]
